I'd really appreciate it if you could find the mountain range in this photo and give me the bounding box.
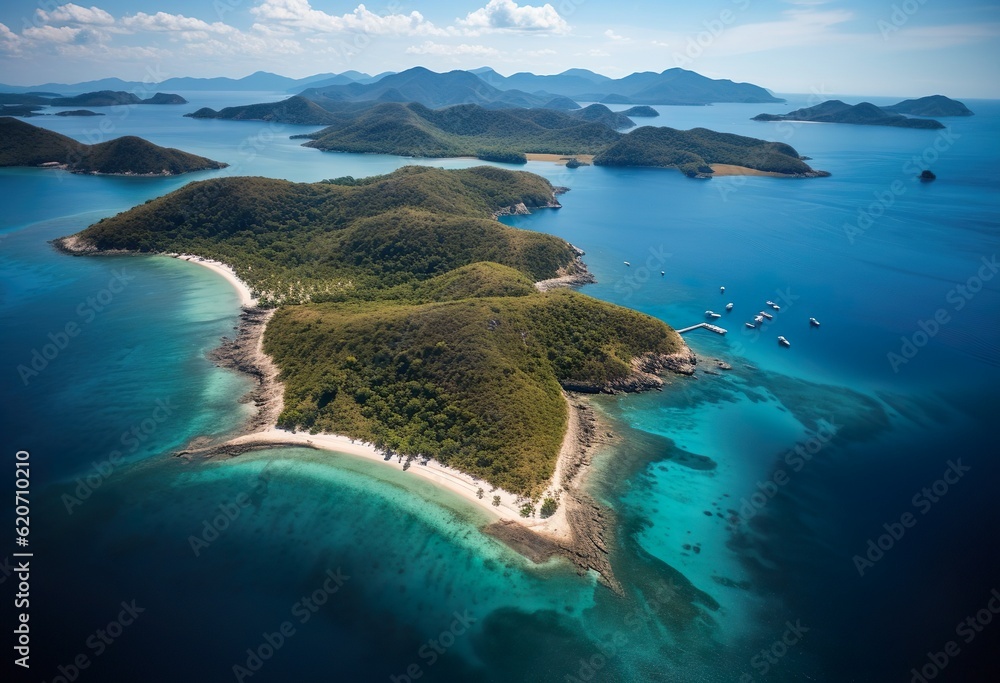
[2,66,782,106]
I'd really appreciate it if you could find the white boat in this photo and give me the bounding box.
[705,310,722,319]
[760,311,773,320]
[725,303,734,311]
[770,304,781,311]
[745,322,756,329]
[720,286,726,293]
[661,271,665,276]
[809,317,821,327]
[754,315,764,323]
[624,261,631,267]
[765,300,776,307]
[778,336,791,347]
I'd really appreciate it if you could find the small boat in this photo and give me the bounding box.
[809,317,821,327]
[778,336,791,347]
[660,271,665,276]
[760,311,773,320]
[754,315,764,323]
[770,304,781,311]
[745,322,756,329]
[624,261,631,267]
[725,303,734,311]
[705,310,722,319]
[720,286,726,293]
[765,300,776,307]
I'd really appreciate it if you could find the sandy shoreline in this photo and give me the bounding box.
[173,254,257,307]
[169,251,589,541]
[525,153,595,165]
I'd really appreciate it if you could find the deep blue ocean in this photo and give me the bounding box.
[2,93,998,682]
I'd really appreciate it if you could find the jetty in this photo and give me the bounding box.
[676,322,727,335]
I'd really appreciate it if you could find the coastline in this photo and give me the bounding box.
[524,153,596,165]
[56,229,692,593]
[708,163,830,178]
[173,254,257,308]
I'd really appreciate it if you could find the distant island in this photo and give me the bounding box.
[288,102,826,178]
[54,110,104,117]
[0,117,226,175]
[186,95,343,125]
[593,126,828,177]
[752,100,945,129]
[48,90,188,106]
[883,95,973,117]
[293,102,624,159]
[621,106,659,118]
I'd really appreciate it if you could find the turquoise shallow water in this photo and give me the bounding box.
[2,93,999,681]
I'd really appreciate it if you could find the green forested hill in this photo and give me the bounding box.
[266,289,679,493]
[297,103,824,176]
[0,117,226,174]
[69,166,574,303]
[298,102,626,158]
[593,126,820,176]
[64,165,682,494]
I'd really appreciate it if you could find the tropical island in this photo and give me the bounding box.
[621,105,659,118]
[0,117,227,174]
[883,95,973,117]
[48,90,188,106]
[56,165,697,587]
[282,102,825,178]
[752,99,946,129]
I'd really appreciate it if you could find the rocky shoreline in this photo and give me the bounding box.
[560,345,698,394]
[484,398,624,594]
[207,307,283,434]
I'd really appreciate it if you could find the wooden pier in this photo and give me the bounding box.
[676,322,727,335]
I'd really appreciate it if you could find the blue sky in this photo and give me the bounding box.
[1,1,998,96]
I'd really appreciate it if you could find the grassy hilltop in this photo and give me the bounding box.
[65,166,683,494]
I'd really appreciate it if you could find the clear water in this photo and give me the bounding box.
[2,93,998,682]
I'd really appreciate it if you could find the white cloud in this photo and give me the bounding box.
[121,12,236,35]
[22,25,85,44]
[458,0,569,34]
[709,9,854,55]
[406,41,499,57]
[604,29,628,41]
[36,3,115,26]
[586,48,610,57]
[251,1,442,35]
[885,22,1000,49]
[0,21,24,54]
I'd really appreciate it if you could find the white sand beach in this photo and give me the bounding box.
[174,254,257,307]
